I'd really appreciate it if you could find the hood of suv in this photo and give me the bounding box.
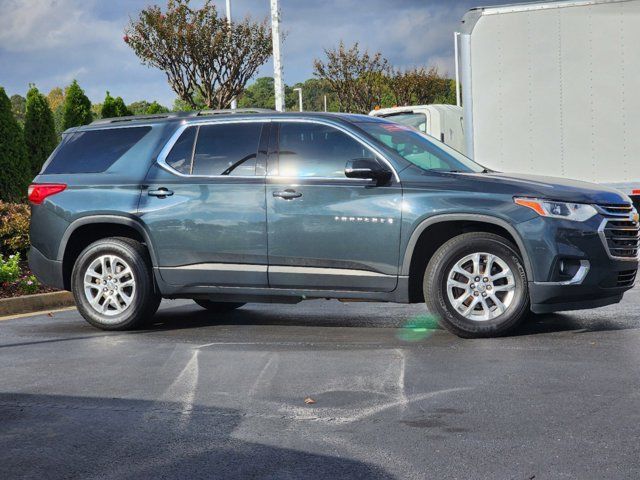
[447,171,629,205]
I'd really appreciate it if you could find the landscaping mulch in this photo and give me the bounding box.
[0,261,58,299]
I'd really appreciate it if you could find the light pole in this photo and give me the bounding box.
[293,87,303,111]
[270,0,285,111]
[226,0,237,109]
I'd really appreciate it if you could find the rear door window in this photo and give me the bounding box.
[191,123,263,176]
[43,127,151,174]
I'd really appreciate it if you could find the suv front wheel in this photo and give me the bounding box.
[71,237,161,330]
[424,232,529,338]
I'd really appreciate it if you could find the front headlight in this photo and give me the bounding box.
[514,197,597,222]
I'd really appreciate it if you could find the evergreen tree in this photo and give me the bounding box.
[0,87,30,202]
[63,80,92,129]
[24,85,58,176]
[113,96,132,117]
[101,91,117,118]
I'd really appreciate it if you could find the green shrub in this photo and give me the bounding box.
[0,201,30,256]
[0,87,30,202]
[0,253,21,283]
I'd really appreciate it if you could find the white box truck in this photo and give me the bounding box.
[456,0,640,204]
[369,105,467,154]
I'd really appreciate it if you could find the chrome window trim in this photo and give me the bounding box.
[156,117,400,182]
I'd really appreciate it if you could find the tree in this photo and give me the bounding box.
[146,101,169,114]
[47,87,66,138]
[113,96,132,117]
[238,77,275,109]
[0,87,30,202]
[10,94,26,125]
[125,0,272,109]
[24,85,58,177]
[313,42,390,114]
[46,87,65,111]
[128,100,152,115]
[101,91,117,118]
[63,80,93,129]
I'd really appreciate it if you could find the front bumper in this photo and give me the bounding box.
[29,246,65,290]
[517,215,638,313]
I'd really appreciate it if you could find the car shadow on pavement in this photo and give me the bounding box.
[147,304,406,330]
[0,392,396,480]
[514,312,640,336]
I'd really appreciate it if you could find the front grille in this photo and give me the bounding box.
[617,269,637,287]
[597,203,640,259]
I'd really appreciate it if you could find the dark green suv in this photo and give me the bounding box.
[28,111,639,338]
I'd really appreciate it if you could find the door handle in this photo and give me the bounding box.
[273,189,302,200]
[148,188,174,198]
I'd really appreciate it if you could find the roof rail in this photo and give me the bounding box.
[196,108,275,116]
[90,112,193,125]
[90,108,275,126]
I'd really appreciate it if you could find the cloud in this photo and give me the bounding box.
[0,0,121,52]
[0,0,529,105]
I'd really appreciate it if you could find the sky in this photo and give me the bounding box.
[0,0,529,106]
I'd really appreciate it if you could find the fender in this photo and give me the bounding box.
[400,213,534,280]
[56,214,159,267]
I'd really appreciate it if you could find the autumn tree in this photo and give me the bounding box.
[63,80,93,129]
[125,0,272,109]
[0,87,30,202]
[313,42,390,114]
[24,85,58,176]
[47,87,66,138]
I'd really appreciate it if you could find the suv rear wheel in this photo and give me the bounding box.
[424,232,529,338]
[71,237,160,330]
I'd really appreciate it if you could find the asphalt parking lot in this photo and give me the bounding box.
[2,287,640,480]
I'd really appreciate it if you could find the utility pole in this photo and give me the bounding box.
[293,88,303,111]
[270,0,285,112]
[454,32,461,107]
[226,0,237,110]
[323,95,327,112]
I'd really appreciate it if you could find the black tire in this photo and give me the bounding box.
[71,237,161,331]
[423,232,529,338]
[194,299,245,312]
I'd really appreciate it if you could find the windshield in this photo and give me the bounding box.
[356,121,485,173]
[380,113,427,133]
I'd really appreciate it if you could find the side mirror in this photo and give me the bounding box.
[345,158,392,186]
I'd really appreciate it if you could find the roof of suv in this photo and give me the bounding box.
[68,110,386,133]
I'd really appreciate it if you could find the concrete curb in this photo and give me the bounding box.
[0,291,76,317]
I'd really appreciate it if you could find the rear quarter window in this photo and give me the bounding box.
[43,126,152,174]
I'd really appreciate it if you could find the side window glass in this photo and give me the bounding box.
[192,123,262,176]
[276,122,374,178]
[165,127,196,174]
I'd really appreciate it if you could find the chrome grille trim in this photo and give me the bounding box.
[597,203,640,261]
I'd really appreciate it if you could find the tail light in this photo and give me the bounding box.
[28,183,67,205]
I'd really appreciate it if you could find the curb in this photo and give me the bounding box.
[0,291,76,317]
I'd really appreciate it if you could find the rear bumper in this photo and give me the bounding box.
[29,246,65,290]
